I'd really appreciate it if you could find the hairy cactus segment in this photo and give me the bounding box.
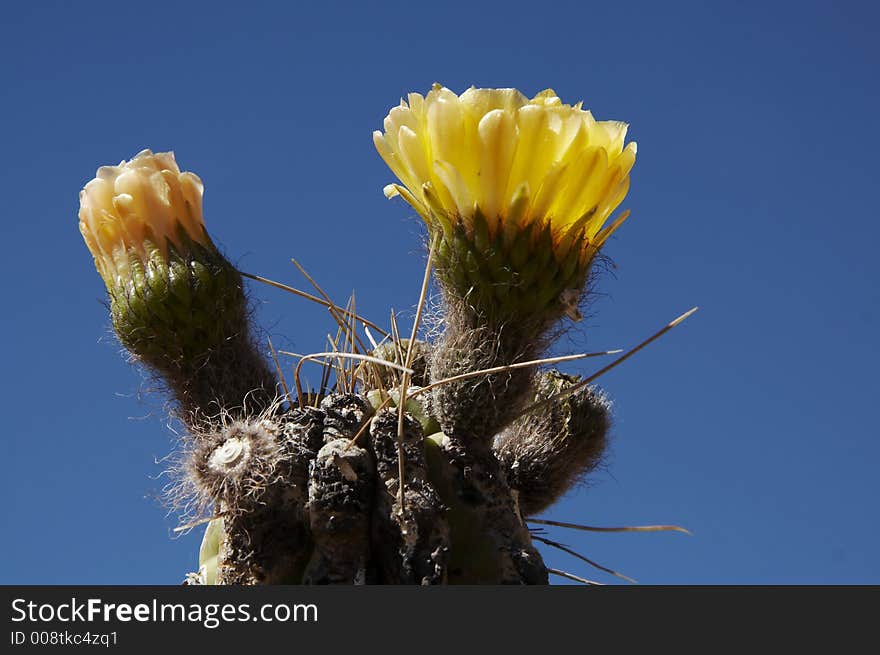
[319,393,374,443]
[304,439,374,584]
[284,406,326,451]
[428,301,540,444]
[495,370,611,517]
[424,432,548,584]
[369,409,449,584]
[190,418,285,508]
[187,415,316,585]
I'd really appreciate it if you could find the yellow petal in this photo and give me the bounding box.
[406,92,425,116]
[383,104,418,151]
[589,176,631,238]
[593,209,630,249]
[179,172,205,230]
[505,104,549,202]
[433,159,474,227]
[551,146,609,226]
[529,160,570,223]
[153,151,180,173]
[477,108,517,221]
[530,89,561,106]
[426,89,477,196]
[373,85,637,257]
[397,125,433,186]
[616,141,638,176]
[515,104,571,203]
[459,87,528,118]
[373,131,419,196]
[384,183,431,223]
[592,120,628,155]
[421,182,454,237]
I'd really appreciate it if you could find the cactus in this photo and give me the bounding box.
[78,85,689,585]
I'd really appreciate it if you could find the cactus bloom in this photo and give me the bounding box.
[375,85,637,322]
[79,149,211,289]
[374,84,637,261]
[77,149,261,412]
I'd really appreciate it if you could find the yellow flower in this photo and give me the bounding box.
[374,84,637,323]
[374,84,636,262]
[79,149,209,287]
[77,149,246,369]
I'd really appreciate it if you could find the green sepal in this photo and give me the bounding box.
[434,213,597,327]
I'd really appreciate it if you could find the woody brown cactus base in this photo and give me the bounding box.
[79,86,691,584]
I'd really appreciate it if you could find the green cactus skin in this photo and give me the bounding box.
[107,226,276,423]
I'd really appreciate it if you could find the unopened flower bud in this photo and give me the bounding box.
[79,149,275,420]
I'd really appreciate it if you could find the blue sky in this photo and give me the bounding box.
[1,0,877,584]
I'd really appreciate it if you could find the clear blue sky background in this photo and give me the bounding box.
[1,0,877,585]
